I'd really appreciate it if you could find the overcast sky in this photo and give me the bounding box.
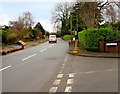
[0,0,119,32]
[0,0,74,32]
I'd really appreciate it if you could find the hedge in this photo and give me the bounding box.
[78,27,118,52]
[62,35,73,40]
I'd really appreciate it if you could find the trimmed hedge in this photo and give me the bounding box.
[62,35,73,40]
[78,27,118,51]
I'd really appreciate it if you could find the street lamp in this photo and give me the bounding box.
[70,11,73,41]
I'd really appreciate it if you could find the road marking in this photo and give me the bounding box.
[49,87,58,92]
[59,70,63,73]
[69,73,75,78]
[39,48,46,53]
[41,48,47,51]
[61,66,64,69]
[85,71,94,74]
[77,69,118,75]
[59,54,68,74]
[57,74,63,78]
[22,54,36,61]
[67,79,73,84]
[48,46,52,48]
[0,65,11,72]
[53,79,61,85]
[40,50,44,53]
[52,44,55,46]
[64,86,72,92]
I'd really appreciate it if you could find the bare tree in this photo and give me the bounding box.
[100,1,120,23]
[51,2,72,34]
[18,11,35,28]
[9,11,35,30]
[9,21,24,30]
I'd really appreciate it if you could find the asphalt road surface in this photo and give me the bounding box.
[1,38,118,92]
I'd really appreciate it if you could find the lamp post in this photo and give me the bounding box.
[72,6,80,54]
[70,11,73,41]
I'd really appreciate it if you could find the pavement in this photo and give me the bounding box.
[0,41,44,55]
[68,46,120,58]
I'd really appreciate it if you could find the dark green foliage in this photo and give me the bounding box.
[50,33,61,37]
[34,22,45,35]
[111,22,120,31]
[100,22,120,31]
[78,27,118,51]
[30,29,38,39]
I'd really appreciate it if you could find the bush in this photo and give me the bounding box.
[7,33,18,44]
[2,30,18,44]
[22,36,30,39]
[78,27,117,51]
[62,35,73,40]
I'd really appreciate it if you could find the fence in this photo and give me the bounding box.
[100,39,120,53]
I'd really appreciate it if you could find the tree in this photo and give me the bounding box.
[100,2,120,23]
[73,1,102,29]
[34,22,45,35]
[51,2,72,36]
[9,11,34,30]
[18,11,34,28]
[9,21,24,30]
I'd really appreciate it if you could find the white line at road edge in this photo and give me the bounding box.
[0,65,11,72]
[22,54,36,61]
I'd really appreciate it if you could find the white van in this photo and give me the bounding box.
[49,35,57,43]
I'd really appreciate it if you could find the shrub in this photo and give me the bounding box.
[62,35,73,40]
[7,33,18,44]
[2,30,9,43]
[2,30,18,44]
[23,36,30,39]
[78,27,117,51]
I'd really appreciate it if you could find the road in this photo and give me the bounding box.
[1,38,118,93]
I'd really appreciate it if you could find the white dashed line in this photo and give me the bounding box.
[67,79,73,84]
[59,70,63,73]
[22,54,36,61]
[53,79,61,85]
[52,44,55,46]
[48,46,52,48]
[85,71,94,74]
[49,87,58,92]
[39,48,47,53]
[64,86,72,92]
[69,73,75,78]
[57,74,63,78]
[42,48,47,51]
[61,66,64,69]
[0,65,11,72]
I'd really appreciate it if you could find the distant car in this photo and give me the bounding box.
[49,35,57,43]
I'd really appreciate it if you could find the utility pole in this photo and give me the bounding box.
[70,11,73,41]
